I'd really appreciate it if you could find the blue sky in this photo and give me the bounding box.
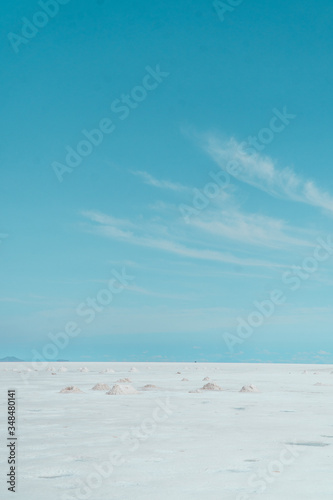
[1,0,333,363]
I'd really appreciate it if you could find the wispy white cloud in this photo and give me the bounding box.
[0,297,28,304]
[204,135,333,213]
[131,170,189,192]
[189,210,314,250]
[81,210,134,228]
[128,160,320,250]
[128,165,315,251]
[82,210,283,268]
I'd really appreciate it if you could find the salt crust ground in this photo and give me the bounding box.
[0,362,333,499]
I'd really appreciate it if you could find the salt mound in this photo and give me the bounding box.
[92,383,111,391]
[201,383,223,391]
[60,386,83,394]
[129,367,139,373]
[142,384,159,391]
[240,385,260,393]
[79,367,89,373]
[106,384,138,395]
[176,371,181,374]
[58,367,67,373]
[182,378,189,381]
[117,378,132,383]
[100,368,115,373]
[203,377,210,381]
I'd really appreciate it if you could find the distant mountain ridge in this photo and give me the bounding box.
[0,356,23,362]
[0,357,70,362]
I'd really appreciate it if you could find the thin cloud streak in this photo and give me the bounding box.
[131,170,189,192]
[82,210,284,268]
[189,211,315,250]
[204,135,333,213]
